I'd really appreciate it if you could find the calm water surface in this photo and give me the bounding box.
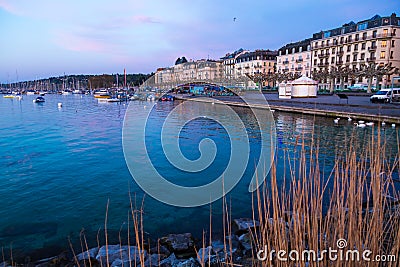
[0,94,398,258]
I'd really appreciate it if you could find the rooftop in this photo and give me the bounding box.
[313,13,399,40]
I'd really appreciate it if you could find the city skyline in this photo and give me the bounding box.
[0,0,399,82]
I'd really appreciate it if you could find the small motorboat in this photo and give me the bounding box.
[147,94,156,101]
[33,96,45,103]
[160,95,175,101]
[129,94,140,101]
[98,98,121,103]
[94,90,111,99]
[3,95,15,99]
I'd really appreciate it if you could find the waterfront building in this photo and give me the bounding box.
[311,13,400,89]
[196,59,224,81]
[154,59,223,88]
[277,39,312,78]
[220,49,249,80]
[235,49,278,88]
[154,67,174,85]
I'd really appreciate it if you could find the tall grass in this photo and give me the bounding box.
[248,128,400,267]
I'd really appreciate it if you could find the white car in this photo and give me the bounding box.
[370,88,400,103]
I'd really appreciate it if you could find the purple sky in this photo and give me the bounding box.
[0,0,399,82]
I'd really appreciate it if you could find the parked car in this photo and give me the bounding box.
[348,83,370,91]
[370,88,400,103]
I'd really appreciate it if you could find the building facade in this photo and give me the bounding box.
[235,50,278,88]
[277,39,312,77]
[220,49,249,80]
[311,13,400,89]
[154,59,224,87]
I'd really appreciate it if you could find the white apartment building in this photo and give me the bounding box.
[220,49,249,80]
[235,50,278,88]
[311,13,400,89]
[154,59,223,87]
[276,39,312,77]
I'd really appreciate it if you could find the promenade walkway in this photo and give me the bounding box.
[175,92,400,124]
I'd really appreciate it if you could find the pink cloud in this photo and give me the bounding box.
[132,15,160,24]
[0,0,19,14]
[53,31,113,53]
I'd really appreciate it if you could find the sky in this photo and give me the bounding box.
[0,0,399,82]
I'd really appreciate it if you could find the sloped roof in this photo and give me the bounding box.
[291,75,318,85]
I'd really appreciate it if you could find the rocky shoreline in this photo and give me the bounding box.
[0,218,258,267]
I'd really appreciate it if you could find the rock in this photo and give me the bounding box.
[196,246,215,263]
[225,235,240,254]
[233,218,260,234]
[149,245,171,257]
[111,258,130,267]
[238,233,253,251]
[76,247,99,261]
[176,257,199,267]
[159,233,195,258]
[211,240,225,253]
[144,254,168,267]
[34,252,69,267]
[159,253,178,267]
[96,245,147,266]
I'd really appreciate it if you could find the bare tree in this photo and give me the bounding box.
[357,62,399,93]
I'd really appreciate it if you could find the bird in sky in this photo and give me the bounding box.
[233,17,237,22]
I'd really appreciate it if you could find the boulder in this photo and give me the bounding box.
[176,257,199,267]
[211,240,225,253]
[225,235,240,254]
[233,218,260,234]
[149,245,171,257]
[159,253,179,267]
[196,246,215,263]
[144,254,168,267]
[238,233,252,251]
[96,245,147,266]
[76,247,99,261]
[159,233,195,258]
[34,252,69,267]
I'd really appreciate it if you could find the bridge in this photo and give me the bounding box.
[137,75,256,98]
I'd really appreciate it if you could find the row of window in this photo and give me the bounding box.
[314,28,396,48]
[278,54,311,63]
[279,45,312,56]
[313,40,395,56]
[278,65,310,71]
[314,50,394,65]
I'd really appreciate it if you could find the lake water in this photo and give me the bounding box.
[0,94,398,259]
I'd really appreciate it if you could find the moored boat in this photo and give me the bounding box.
[160,95,175,101]
[33,96,45,103]
[97,98,121,103]
[129,94,140,101]
[94,90,111,99]
[147,94,156,101]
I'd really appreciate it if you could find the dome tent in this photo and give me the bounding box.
[279,75,318,99]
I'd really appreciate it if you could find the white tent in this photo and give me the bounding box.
[279,75,318,99]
